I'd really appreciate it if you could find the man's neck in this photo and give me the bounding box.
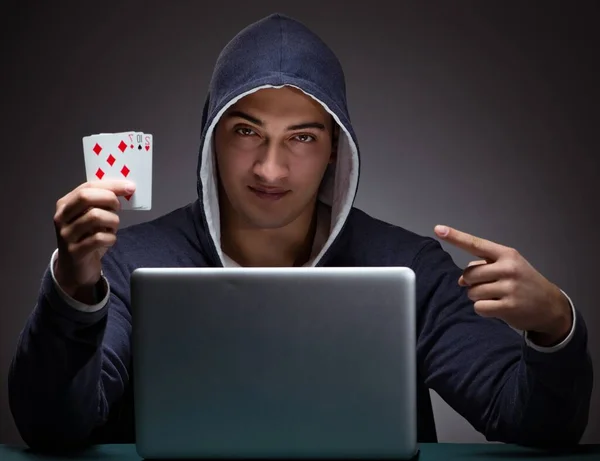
[220,202,318,268]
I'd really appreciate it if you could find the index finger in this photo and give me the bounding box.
[58,180,135,223]
[58,188,119,224]
[434,225,507,261]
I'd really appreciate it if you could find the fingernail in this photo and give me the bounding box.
[435,225,449,236]
[125,182,136,192]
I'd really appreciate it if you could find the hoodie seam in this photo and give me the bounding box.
[279,17,284,77]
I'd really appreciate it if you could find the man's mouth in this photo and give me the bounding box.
[248,186,290,201]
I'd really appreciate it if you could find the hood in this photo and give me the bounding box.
[196,13,360,266]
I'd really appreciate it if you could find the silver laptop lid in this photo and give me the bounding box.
[131,267,417,459]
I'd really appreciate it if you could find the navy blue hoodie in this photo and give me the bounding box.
[8,13,593,451]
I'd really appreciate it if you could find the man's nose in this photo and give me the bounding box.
[252,143,288,183]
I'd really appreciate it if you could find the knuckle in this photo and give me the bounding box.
[79,186,100,203]
[89,232,104,244]
[506,247,520,259]
[467,287,477,301]
[86,207,102,221]
[504,260,519,277]
[53,210,62,226]
[505,279,517,294]
[505,297,517,310]
[76,188,90,203]
[54,201,68,223]
[95,232,115,248]
[66,241,78,256]
[101,212,118,231]
[59,226,70,241]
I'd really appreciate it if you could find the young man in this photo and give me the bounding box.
[9,13,592,451]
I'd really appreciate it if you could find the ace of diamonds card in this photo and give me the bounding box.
[82,131,153,210]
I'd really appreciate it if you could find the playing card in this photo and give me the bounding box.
[134,132,153,209]
[82,131,153,210]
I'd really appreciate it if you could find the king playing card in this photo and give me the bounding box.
[82,131,153,210]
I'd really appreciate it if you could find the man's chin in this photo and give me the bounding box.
[239,209,299,230]
[244,216,295,230]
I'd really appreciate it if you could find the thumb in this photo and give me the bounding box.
[459,260,489,286]
[467,260,489,268]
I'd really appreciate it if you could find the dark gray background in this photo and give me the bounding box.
[1,0,598,446]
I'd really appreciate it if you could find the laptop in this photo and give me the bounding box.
[130,266,418,459]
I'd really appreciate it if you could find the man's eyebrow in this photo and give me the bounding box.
[227,110,263,126]
[287,122,326,131]
[226,110,326,131]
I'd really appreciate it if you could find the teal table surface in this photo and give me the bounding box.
[0,443,599,460]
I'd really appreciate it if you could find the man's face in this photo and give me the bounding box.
[214,86,337,229]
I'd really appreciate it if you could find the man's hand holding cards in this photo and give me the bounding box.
[82,131,153,210]
[52,131,153,304]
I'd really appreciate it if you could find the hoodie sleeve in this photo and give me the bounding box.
[8,249,132,451]
[412,239,593,448]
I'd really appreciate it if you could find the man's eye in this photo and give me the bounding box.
[294,134,315,143]
[236,127,256,136]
